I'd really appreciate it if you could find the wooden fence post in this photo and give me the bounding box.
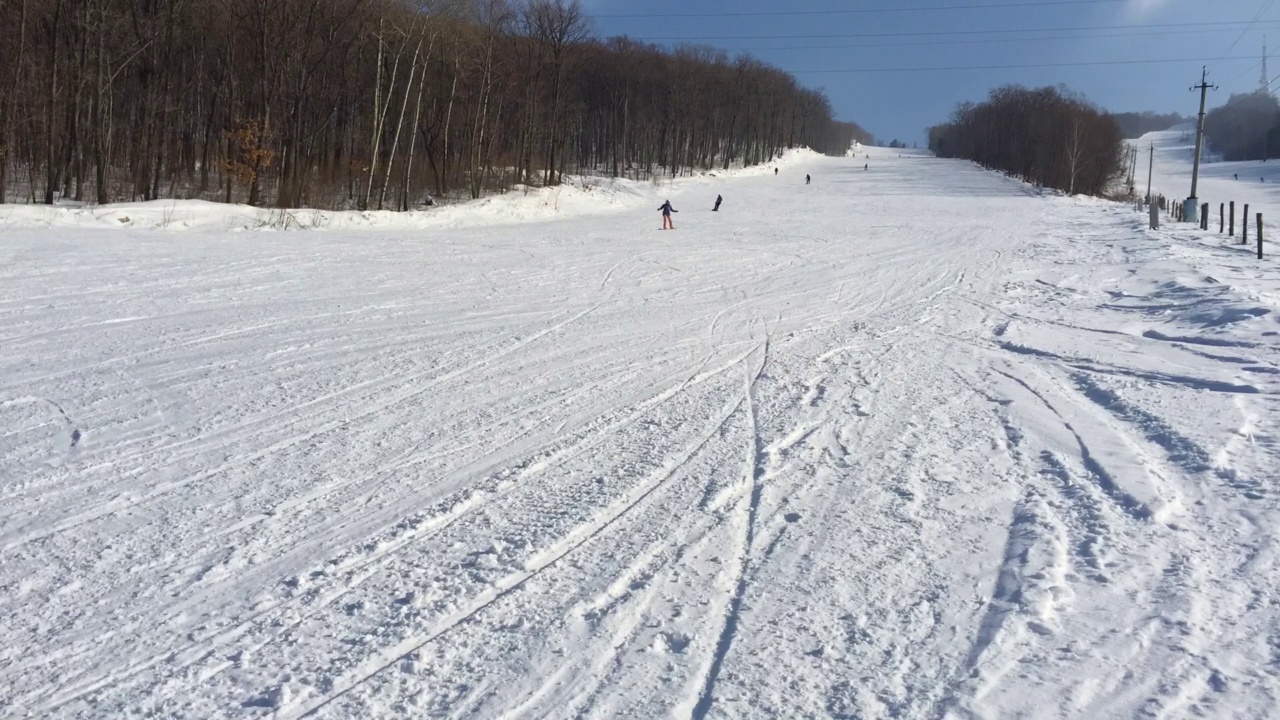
[1244,205,1250,244]
[1220,203,1225,233]
[1259,213,1265,260]
[1230,201,1235,236]
[1202,203,1209,230]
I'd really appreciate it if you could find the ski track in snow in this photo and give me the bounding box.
[3,147,1280,719]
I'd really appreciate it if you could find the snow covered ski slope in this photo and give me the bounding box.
[3,148,1279,719]
[1139,124,1280,225]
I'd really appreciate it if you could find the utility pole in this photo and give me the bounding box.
[1187,67,1217,223]
[1152,142,1162,203]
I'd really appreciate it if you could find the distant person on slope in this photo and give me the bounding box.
[659,200,678,229]
[806,174,811,185]
[775,168,778,176]
[713,194,723,212]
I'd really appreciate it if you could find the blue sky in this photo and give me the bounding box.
[578,0,1279,144]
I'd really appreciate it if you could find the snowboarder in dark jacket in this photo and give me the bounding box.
[713,194,723,212]
[659,200,678,229]
[806,174,811,185]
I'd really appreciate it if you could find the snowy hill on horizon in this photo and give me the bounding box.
[1137,126,1280,222]
[2,143,1278,719]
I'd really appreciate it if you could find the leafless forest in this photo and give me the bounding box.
[928,85,1125,197]
[0,0,871,209]
[1204,91,1280,162]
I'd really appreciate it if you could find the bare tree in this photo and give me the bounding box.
[0,0,861,209]
[1065,112,1085,195]
[930,85,1123,197]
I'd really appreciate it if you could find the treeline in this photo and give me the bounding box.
[1204,92,1280,162]
[0,0,867,209]
[928,85,1125,197]
[1110,111,1188,139]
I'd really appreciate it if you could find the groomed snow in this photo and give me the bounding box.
[0,149,818,235]
[2,146,1278,719]
[1141,124,1280,225]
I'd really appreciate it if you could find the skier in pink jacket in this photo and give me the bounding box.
[659,200,678,229]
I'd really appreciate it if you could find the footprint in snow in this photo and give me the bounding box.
[652,631,692,654]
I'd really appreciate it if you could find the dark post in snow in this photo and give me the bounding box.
[1230,201,1235,236]
[1201,203,1209,230]
[1150,201,1160,230]
[1244,205,1250,243]
[1220,203,1225,233]
[1259,213,1265,260]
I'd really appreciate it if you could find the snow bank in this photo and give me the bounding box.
[0,149,827,234]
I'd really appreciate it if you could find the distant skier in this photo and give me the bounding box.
[659,199,678,229]
[713,194,723,212]
[806,174,811,185]
[775,168,779,176]
[1235,173,1239,180]
[864,163,869,171]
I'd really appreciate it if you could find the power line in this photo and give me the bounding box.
[786,56,1256,75]
[1220,16,1278,92]
[593,0,1126,20]
[631,20,1280,43]
[720,27,1247,53]
[1222,58,1264,89]
[1220,0,1277,58]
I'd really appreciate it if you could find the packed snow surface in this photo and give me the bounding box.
[2,147,1279,719]
[1139,125,1280,224]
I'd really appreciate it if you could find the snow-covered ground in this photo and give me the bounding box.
[1141,123,1280,227]
[0,150,817,235]
[2,145,1279,719]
